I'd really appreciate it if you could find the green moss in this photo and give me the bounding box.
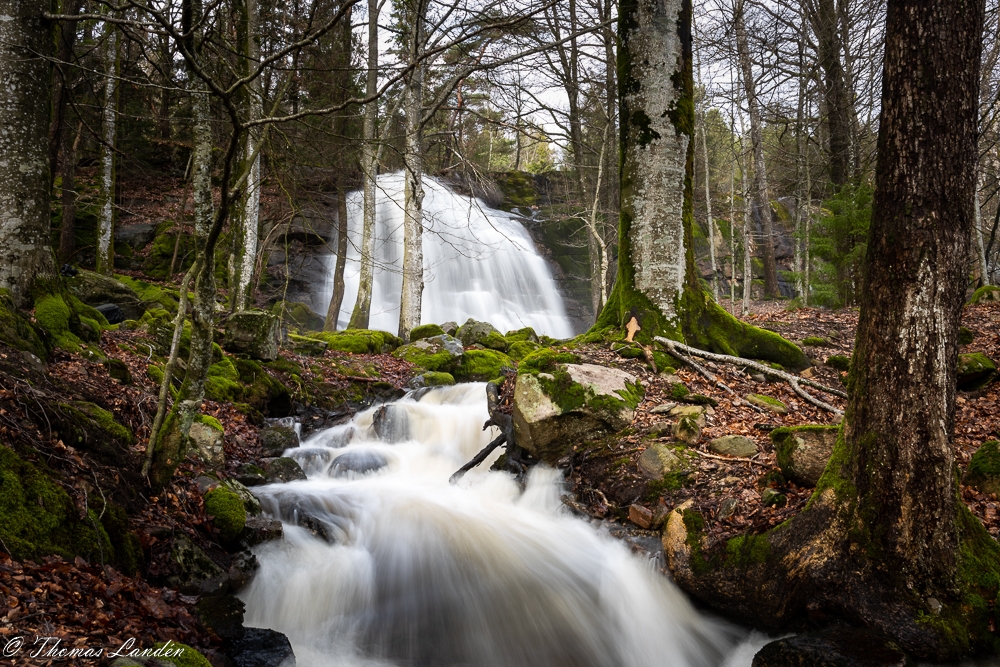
[0,289,47,359]
[56,401,134,459]
[802,336,829,347]
[454,349,514,383]
[958,353,997,390]
[148,364,165,384]
[153,642,213,667]
[419,371,455,386]
[195,414,224,432]
[970,285,1000,304]
[203,486,246,542]
[652,351,678,371]
[746,394,786,409]
[34,294,71,332]
[826,354,852,371]
[771,424,840,472]
[99,503,143,574]
[481,331,509,352]
[116,274,179,312]
[968,440,1000,479]
[505,327,539,343]
[204,376,242,402]
[670,383,690,400]
[208,357,239,381]
[309,329,402,354]
[493,171,540,210]
[271,300,324,331]
[0,445,112,562]
[141,221,194,279]
[410,323,446,341]
[725,533,770,567]
[517,348,579,375]
[959,327,974,345]
[644,471,689,500]
[507,340,540,361]
[234,359,292,415]
[618,345,645,359]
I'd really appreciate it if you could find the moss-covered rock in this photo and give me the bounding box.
[826,355,852,371]
[746,394,788,414]
[204,486,246,542]
[0,445,112,562]
[104,357,132,384]
[115,274,179,312]
[456,318,500,347]
[958,352,997,391]
[0,289,47,360]
[673,415,702,445]
[309,329,402,354]
[970,285,1000,304]
[965,440,1000,496]
[233,359,292,416]
[801,336,830,347]
[771,424,840,487]
[288,333,328,356]
[454,349,514,383]
[505,327,539,343]
[188,414,225,469]
[260,425,298,456]
[153,642,213,667]
[410,371,456,388]
[224,311,281,361]
[66,270,147,320]
[271,300,324,331]
[410,323,445,341]
[53,401,134,461]
[507,340,540,361]
[393,334,464,372]
[708,435,758,458]
[34,294,71,332]
[264,457,306,483]
[165,534,228,595]
[513,360,643,463]
[959,326,975,345]
[141,221,195,279]
[99,502,143,574]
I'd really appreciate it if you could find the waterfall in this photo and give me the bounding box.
[240,384,764,667]
[315,173,575,338]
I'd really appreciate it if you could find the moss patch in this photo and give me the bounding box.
[419,371,455,386]
[0,289,47,359]
[826,355,852,371]
[54,401,134,461]
[410,323,445,341]
[34,294,71,333]
[507,340,540,361]
[309,329,402,354]
[958,353,997,391]
[802,336,830,347]
[154,642,213,667]
[203,486,246,542]
[970,285,1000,304]
[454,349,514,383]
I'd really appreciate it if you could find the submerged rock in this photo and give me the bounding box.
[752,626,909,667]
[330,449,388,477]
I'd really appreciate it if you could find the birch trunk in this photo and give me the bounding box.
[693,16,716,301]
[0,0,57,306]
[348,0,380,330]
[398,1,425,341]
[325,187,349,330]
[96,21,119,276]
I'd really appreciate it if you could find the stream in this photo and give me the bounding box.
[239,383,771,666]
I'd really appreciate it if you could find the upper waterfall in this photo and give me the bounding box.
[315,173,575,338]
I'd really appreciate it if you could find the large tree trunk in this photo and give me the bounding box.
[0,0,56,306]
[96,19,119,276]
[398,0,425,341]
[809,0,852,188]
[48,0,79,185]
[348,0,379,330]
[595,0,807,371]
[664,0,1000,659]
[734,0,779,298]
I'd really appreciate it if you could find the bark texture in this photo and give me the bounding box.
[807,0,852,188]
[0,0,56,305]
[96,21,119,276]
[664,1,1000,659]
[325,187,349,330]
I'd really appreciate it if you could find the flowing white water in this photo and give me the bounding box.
[315,173,575,338]
[241,384,756,667]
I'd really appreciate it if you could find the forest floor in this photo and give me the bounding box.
[2,295,999,664]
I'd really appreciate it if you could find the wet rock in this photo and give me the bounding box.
[709,435,758,458]
[263,457,307,483]
[638,443,686,478]
[196,594,246,640]
[772,425,839,487]
[225,627,296,667]
[393,334,464,372]
[224,311,281,361]
[752,626,910,667]
[226,550,260,590]
[260,425,298,456]
[166,535,228,595]
[513,363,641,464]
[287,447,335,475]
[958,352,997,391]
[330,449,388,477]
[239,517,283,549]
[746,394,788,414]
[96,303,126,324]
[629,504,653,529]
[373,404,409,443]
[456,317,501,347]
[407,371,456,389]
[673,416,701,445]
[236,463,267,487]
[224,479,262,516]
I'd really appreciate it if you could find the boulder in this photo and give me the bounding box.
[239,516,283,548]
[263,457,307,483]
[410,323,446,341]
[507,340,540,361]
[673,416,701,445]
[259,424,298,456]
[65,270,146,320]
[752,626,908,667]
[166,535,228,595]
[226,550,259,592]
[456,318,500,347]
[270,300,324,331]
[330,449,388,477]
[195,594,246,640]
[440,321,459,336]
[236,463,267,487]
[408,371,456,388]
[224,311,281,361]
[454,349,514,382]
[115,221,156,249]
[513,362,642,463]
[103,357,132,384]
[308,329,401,354]
[964,440,1000,496]
[746,394,788,414]
[649,402,678,415]
[288,333,328,356]
[96,303,125,324]
[772,425,839,487]
[204,486,247,542]
[709,435,758,458]
[647,421,674,437]
[393,334,464,372]
[505,326,539,343]
[53,401,134,462]
[189,415,225,470]
[225,627,295,667]
[638,443,686,478]
[957,352,997,391]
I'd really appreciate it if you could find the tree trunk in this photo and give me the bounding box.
[0,0,56,306]
[325,186,349,330]
[48,0,79,185]
[398,0,425,341]
[348,0,380,330]
[595,0,807,371]
[810,0,852,188]
[734,0,779,298]
[230,0,262,311]
[664,0,1000,659]
[96,20,119,276]
[58,122,82,263]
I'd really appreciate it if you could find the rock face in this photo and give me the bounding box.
[393,334,464,372]
[513,362,641,464]
[224,311,281,361]
[709,435,758,458]
[66,270,147,320]
[752,626,908,667]
[772,425,840,487]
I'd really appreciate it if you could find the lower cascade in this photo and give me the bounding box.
[241,383,750,667]
[315,173,575,338]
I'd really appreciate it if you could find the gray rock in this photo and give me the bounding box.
[260,425,298,456]
[649,402,678,415]
[330,449,388,477]
[667,404,706,426]
[393,334,464,372]
[116,221,156,249]
[456,318,500,347]
[513,363,639,463]
[189,419,225,470]
[226,550,259,592]
[225,627,296,667]
[772,425,839,487]
[673,416,701,445]
[166,535,228,595]
[263,457,307,483]
[239,517,283,548]
[638,443,686,478]
[709,435,759,458]
[440,321,459,336]
[224,311,281,361]
[66,270,146,320]
[647,421,674,437]
[752,626,908,667]
[761,488,786,507]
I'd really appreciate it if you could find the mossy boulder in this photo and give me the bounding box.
[53,401,134,461]
[772,424,840,487]
[233,359,292,416]
[801,336,830,347]
[505,327,539,343]
[224,311,281,361]
[309,329,402,354]
[507,340,541,361]
[638,443,687,478]
[454,349,514,383]
[513,359,643,463]
[263,457,307,483]
[673,416,702,445]
[204,486,247,542]
[409,371,456,388]
[456,318,500,347]
[964,440,1000,496]
[115,275,179,312]
[410,323,446,341]
[65,270,147,320]
[0,445,113,562]
[260,425,298,456]
[746,394,788,414]
[288,333,328,356]
[271,300,325,331]
[0,289,47,360]
[826,355,852,371]
[970,285,1000,304]
[959,326,975,345]
[205,358,243,403]
[958,352,997,391]
[189,414,225,470]
[141,221,195,279]
[393,334,464,372]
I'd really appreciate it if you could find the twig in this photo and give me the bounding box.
[789,378,843,415]
[656,339,766,413]
[449,433,506,483]
[690,448,766,465]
